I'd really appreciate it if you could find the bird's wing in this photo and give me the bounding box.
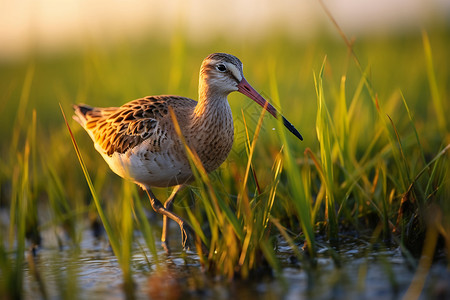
[81,96,176,156]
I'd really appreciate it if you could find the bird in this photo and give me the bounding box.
[73,53,303,251]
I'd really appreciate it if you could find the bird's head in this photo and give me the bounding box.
[199,52,244,95]
[199,52,303,141]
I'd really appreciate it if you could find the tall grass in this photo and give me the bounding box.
[168,103,283,278]
[0,22,449,298]
[313,57,338,242]
[0,65,40,299]
[268,61,315,257]
[61,105,163,298]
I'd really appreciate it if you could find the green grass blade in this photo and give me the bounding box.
[399,91,427,169]
[314,57,338,241]
[59,104,121,261]
[132,187,159,265]
[269,60,316,255]
[422,31,447,134]
[10,65,34,157]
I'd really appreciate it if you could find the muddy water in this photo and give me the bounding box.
[18,226,449,300]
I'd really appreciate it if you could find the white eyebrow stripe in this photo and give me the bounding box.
[226,63,242,82]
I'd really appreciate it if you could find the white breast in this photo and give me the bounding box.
[97,139,193,188]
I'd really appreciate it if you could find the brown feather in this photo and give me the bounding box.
[74,96,197,156]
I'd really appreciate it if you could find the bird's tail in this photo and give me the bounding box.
[72,104,94,128]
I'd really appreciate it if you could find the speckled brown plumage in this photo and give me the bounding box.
[77,96,194,156]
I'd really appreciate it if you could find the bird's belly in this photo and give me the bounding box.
[101,146,192,188]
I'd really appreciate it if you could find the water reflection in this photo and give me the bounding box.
[20,227,449,299]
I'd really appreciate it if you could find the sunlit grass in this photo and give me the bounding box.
[0,24,449,298]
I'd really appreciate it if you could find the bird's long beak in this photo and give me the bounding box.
[237,77,303,141]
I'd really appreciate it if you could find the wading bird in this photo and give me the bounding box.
[73,53,302,251]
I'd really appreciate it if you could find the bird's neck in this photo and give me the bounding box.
[188,81,234,172]
[190,77,234,134]
[193,79,230,119]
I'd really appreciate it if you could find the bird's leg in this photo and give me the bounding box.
[144,187,192,251]
[162,185,184,250]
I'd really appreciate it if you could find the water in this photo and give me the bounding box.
[16,226,449,300]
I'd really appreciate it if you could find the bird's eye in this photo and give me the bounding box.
[216,64,227,72]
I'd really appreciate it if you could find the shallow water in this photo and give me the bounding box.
[14,224,449,300]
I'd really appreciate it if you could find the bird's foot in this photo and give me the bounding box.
[180,223,191,251]
[162,240,171,254]
[161,225,190,254]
